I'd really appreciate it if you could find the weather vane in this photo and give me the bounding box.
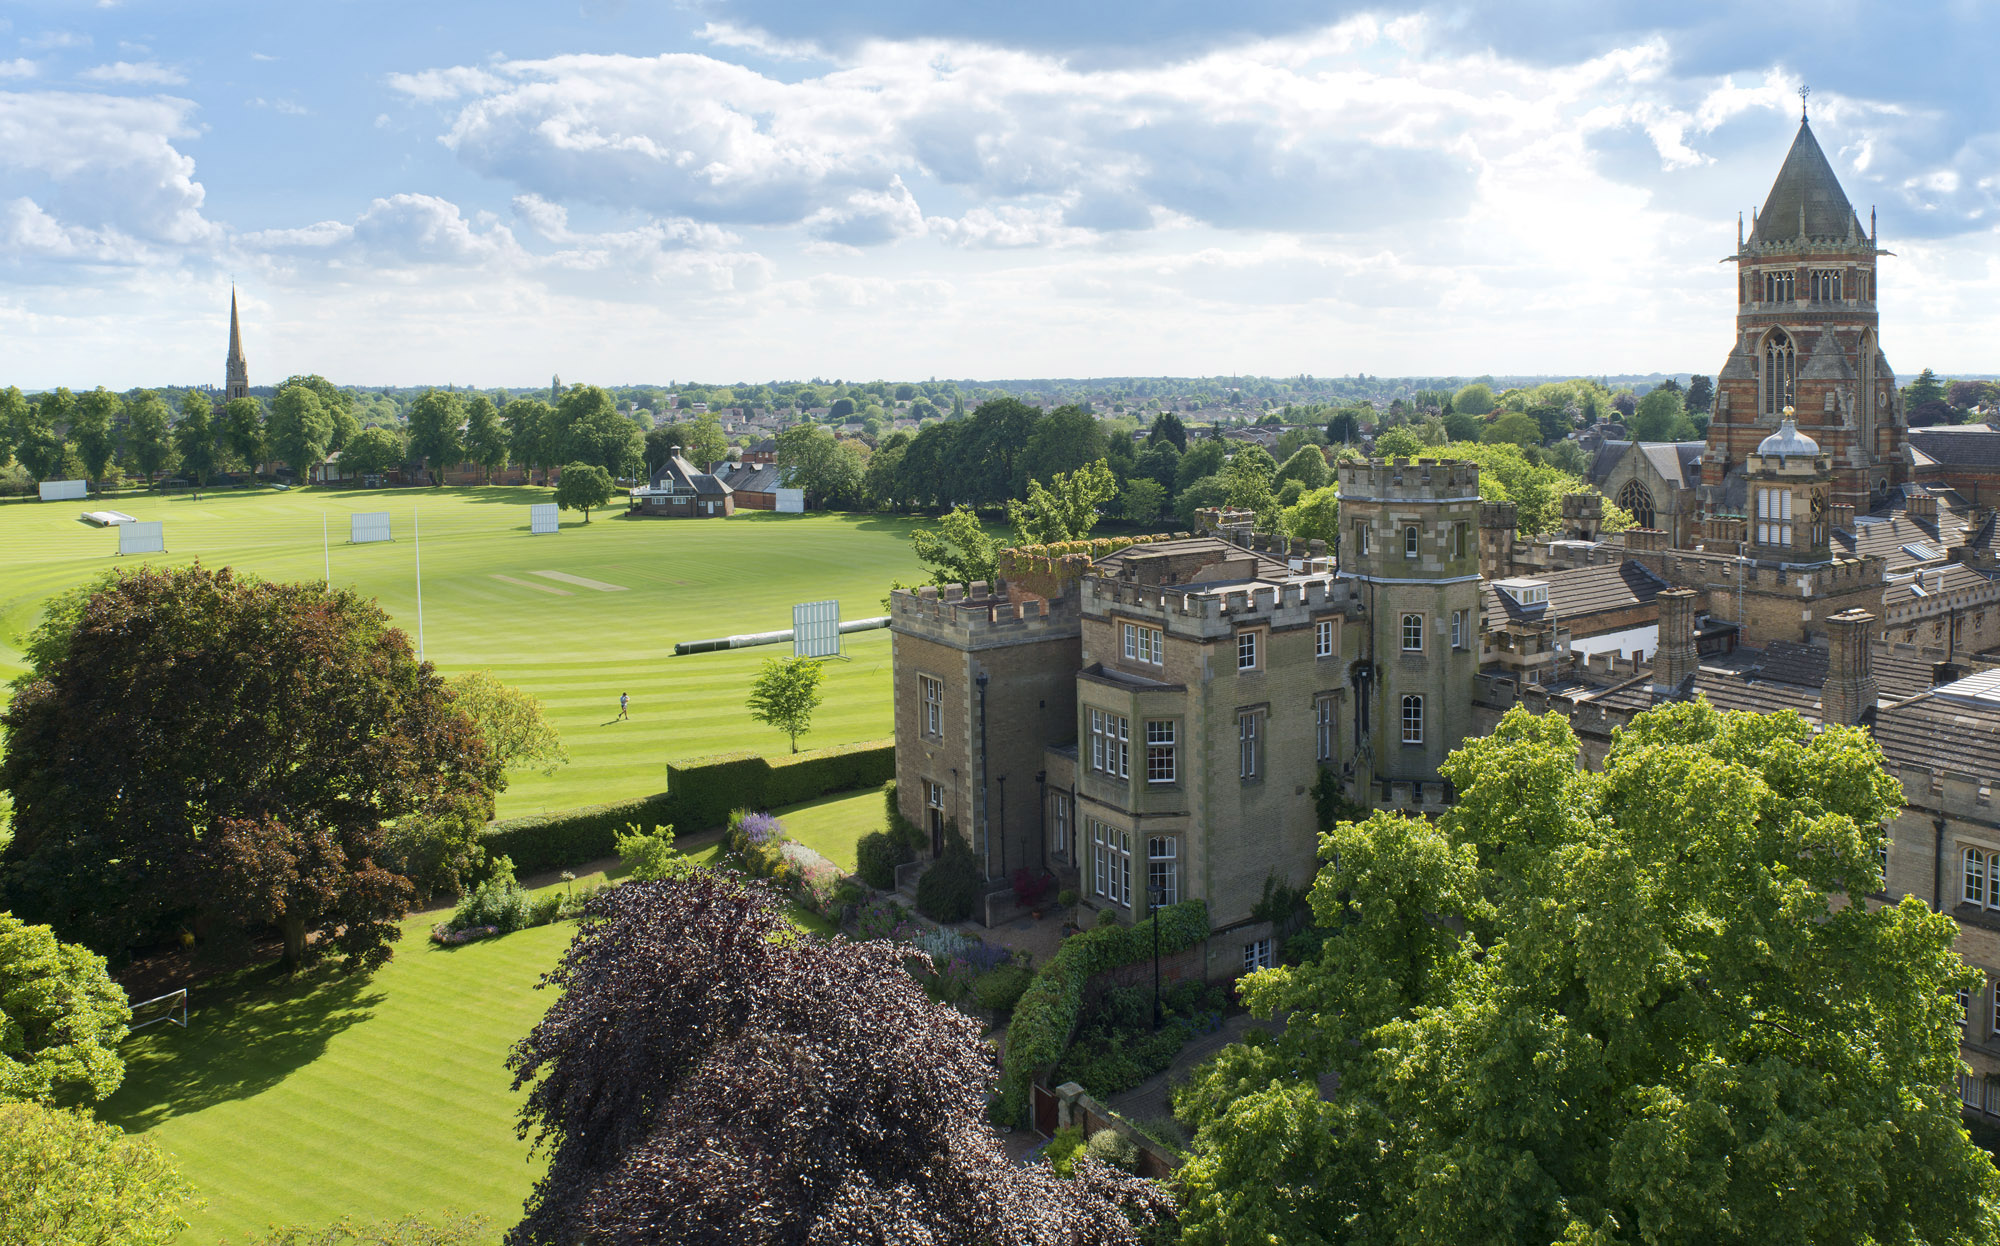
[1799,84,1810,121]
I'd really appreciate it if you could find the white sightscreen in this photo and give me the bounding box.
[774,487,805,513]
[118,521,164,555]
[39,479,87,501]
[793,599,841,659]
[351,512,392,544]
[529,503,559,534]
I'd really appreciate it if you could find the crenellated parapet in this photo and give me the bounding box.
[1079,572,1361,641]
[889,582,1081,649]
[1337,457,1480,500]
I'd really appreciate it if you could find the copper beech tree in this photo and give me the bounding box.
[506,873,1173,1245]
[0,564,496,971]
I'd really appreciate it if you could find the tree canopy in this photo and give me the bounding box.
[1008,459,1118,546]
[1175,702,2000,1246]
[552,462,614,523]
[746,655,826,753]
[0,914,130,1105]
[406,389,464,482]
[1630,386,1695,441]
[268,383,334,476]
[0,565,496,970]
[505,872,1172,1245]
[0,1102,198,1245]
[910,505,1001,588]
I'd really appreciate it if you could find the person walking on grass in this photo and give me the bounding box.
[618,691,630,721]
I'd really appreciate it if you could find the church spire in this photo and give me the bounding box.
[225,286,249,402]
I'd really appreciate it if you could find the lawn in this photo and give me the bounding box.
[100,808,873,1243]
[0,486,926,817]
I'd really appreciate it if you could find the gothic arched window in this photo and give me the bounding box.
[1762,329,1795,415]
[1617,479,1656,530]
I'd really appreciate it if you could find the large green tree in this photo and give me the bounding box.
[1018,404,1110,485]
[0,565,497,970]
[680,411,729,470]
[337,426,406,478]
[910,505,1000,588]
[555,386,643,477]
[552,461,614,523]
[774,423,863,508]
[174,389,219,493]
[0,914,130,1105]
[405,388,464,483]
[462,394,509,483]
[1630,385,1694,441]
[1175,702,2000,1245]
[69,388,121,488]
[13,388,70,482]
[267,383,334,477]
[0,1102,198,1245]
[504,398,555,484]
[221,397,266,472]
[125,390,176,485]
[1008,459,1118,545]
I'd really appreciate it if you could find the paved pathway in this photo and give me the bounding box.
[1105,1012,1279,1125]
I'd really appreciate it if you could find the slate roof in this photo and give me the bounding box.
[1481,561,1667,628]
[1839,512,1965,569]
[1749,638,1989,702]
[1908,426,2000,467]
[1750,119,1865,245]
[726,464,787,494]
[1586,440,1630,487]
[1872,694,2000,782]
[1883,563,1995,609]
[651,454,735,496]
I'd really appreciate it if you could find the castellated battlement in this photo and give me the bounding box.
[1749,450,1833,477]
[1337,458,1481,499]
[889,581,1080,649]
[1656,548,1883,590]
[1898,764,1994,818]
[1080,572,1361,638]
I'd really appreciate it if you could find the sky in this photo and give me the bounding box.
[5,1,2000,390]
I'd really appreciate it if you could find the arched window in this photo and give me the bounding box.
[1403,524,1420,559]
[1617,479,1656,530]
[1400,695,1424,744]
[1762,329,1795,415]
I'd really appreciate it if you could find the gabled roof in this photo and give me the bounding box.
[1586,440,1631,487]
[651,453,735,496]
[1908,426,2000,467]
[1750,119,1865,245]
[727,464,786,494]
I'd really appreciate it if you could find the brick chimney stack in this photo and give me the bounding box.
[1821,608,1878,726]
[1906,492,1938,522]
[1830,502,1854,533]
[1652,587,1699,696]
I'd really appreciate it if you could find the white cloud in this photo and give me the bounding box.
[81,61,187,86]
[0,58,36,79]
[22,31,90,51]
[251,51,278,62]
[0,91,213,245]
[248,97,311,116]
[694,21,828,62]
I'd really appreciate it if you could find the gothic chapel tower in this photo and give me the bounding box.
[1701,102,1907,514]
[225,286,250,401]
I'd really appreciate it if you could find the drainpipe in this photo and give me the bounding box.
[1935,815,1948,913]
[976,671,991,881]
[996,774,1008,881]
[1035,770,1048,872]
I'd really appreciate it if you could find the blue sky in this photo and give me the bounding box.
[4,1,2000,389]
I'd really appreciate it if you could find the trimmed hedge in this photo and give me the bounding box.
[915,834,980,922]
[665,739,895,832]
[480,738,893,876]
[993,900,1209,1126]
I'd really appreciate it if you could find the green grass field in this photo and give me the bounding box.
[0,486,926,817]
[99,827,873,1244]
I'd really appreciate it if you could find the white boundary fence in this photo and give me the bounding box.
[529,503,559,534]
[793,599,841,659]
[39,479,87,501]
[129,988,188,1031]
[118,521,165,555]
[351,512,392,544]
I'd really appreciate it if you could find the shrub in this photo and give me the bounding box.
[928,955,978,1003]
[383,794,489,903]
[856,830,913,890]
[1044,1125,1087,1177]
[915,830,981,923]
[482,792,676,875]
[529,890,565,927]
[910,925,979,961]
[972,964,1032,1016]
[882,780,929,855]
[1096,907,1121,928]
[992,900,1209,1125]
[614,823,691,882]
[851,899,909,941]
[1011,867,1054,908]
[450,856,532,935]
[1086,1128,1140,1173]
[246,1214,491,1245]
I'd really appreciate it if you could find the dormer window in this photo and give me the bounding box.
[1403,525,1420,559]
[1495,579,1549,609]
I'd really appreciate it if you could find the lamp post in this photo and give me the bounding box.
[1150,882,1164,1031]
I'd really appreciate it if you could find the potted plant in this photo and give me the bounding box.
[1057,889,1081,936]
